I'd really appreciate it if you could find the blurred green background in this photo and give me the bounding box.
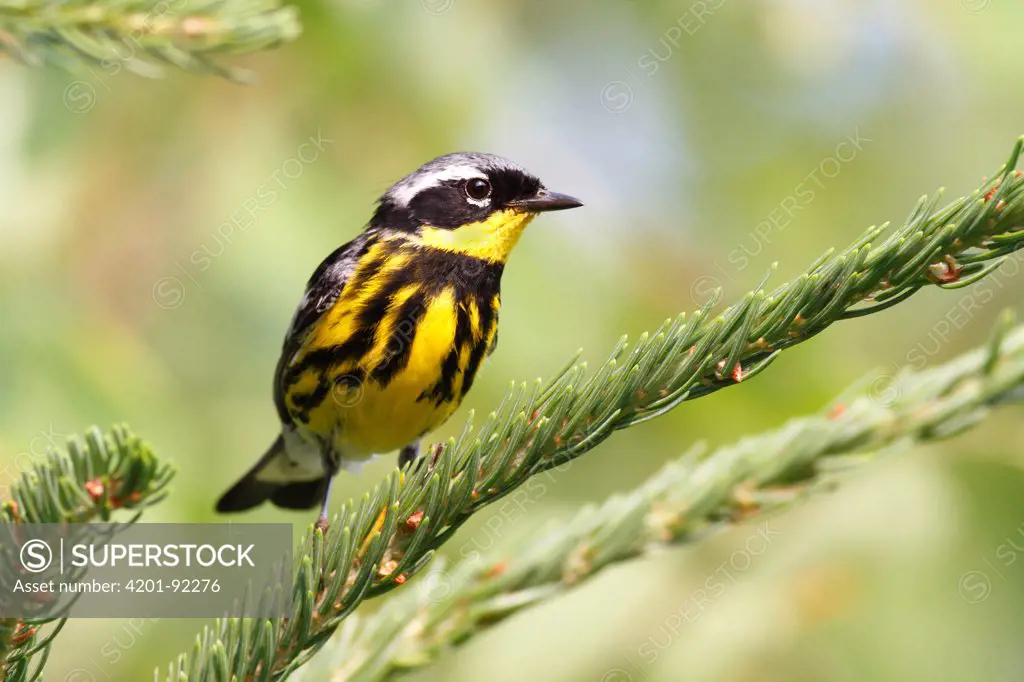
[2,0,1024,679]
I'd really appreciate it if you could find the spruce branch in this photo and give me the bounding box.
[298,313,1024,681]
[0,425,174,682]
[0,0,300,79]
[164,139,1024,680]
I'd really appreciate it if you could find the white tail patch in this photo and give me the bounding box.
[255,428,324,483]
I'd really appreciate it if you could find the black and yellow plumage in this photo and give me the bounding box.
[216,152,582,520]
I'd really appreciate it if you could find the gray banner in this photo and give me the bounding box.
[0,523,293,617]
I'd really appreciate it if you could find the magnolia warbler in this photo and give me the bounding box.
[216,152,582,524]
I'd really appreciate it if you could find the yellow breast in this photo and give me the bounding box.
[284,243,500,462]
[320,287,462,456]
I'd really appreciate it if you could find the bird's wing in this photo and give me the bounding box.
[273,232,373,425]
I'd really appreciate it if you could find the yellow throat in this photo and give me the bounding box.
[417,209,537,263]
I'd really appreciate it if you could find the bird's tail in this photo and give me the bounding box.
[215,435,328,513]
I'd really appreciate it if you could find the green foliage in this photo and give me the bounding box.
[157,140,1024,680]
[0,0,300,79]
[297,312,1024,681]
[0,425,174,525]
[0,426,174,682]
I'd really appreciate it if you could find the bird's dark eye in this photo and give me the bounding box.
[465,178,492,201]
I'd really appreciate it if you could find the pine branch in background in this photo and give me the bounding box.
[298,313,1024,682]
[164,139,1024,680]
[0,426,174,682]
[0,0,300,79]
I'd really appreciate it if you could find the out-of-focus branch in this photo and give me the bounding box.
[0,0,300,79]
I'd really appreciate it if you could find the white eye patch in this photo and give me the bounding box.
[389,165,488,207]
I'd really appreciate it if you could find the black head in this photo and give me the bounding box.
[370,152,582,231]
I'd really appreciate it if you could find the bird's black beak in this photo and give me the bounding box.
[510,189,583,213]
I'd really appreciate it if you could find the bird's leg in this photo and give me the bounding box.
[314,476,334,534]
[398,440,421,469]
[315,446,339,534]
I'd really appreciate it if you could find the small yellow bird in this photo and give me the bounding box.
[216,152,582,523]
